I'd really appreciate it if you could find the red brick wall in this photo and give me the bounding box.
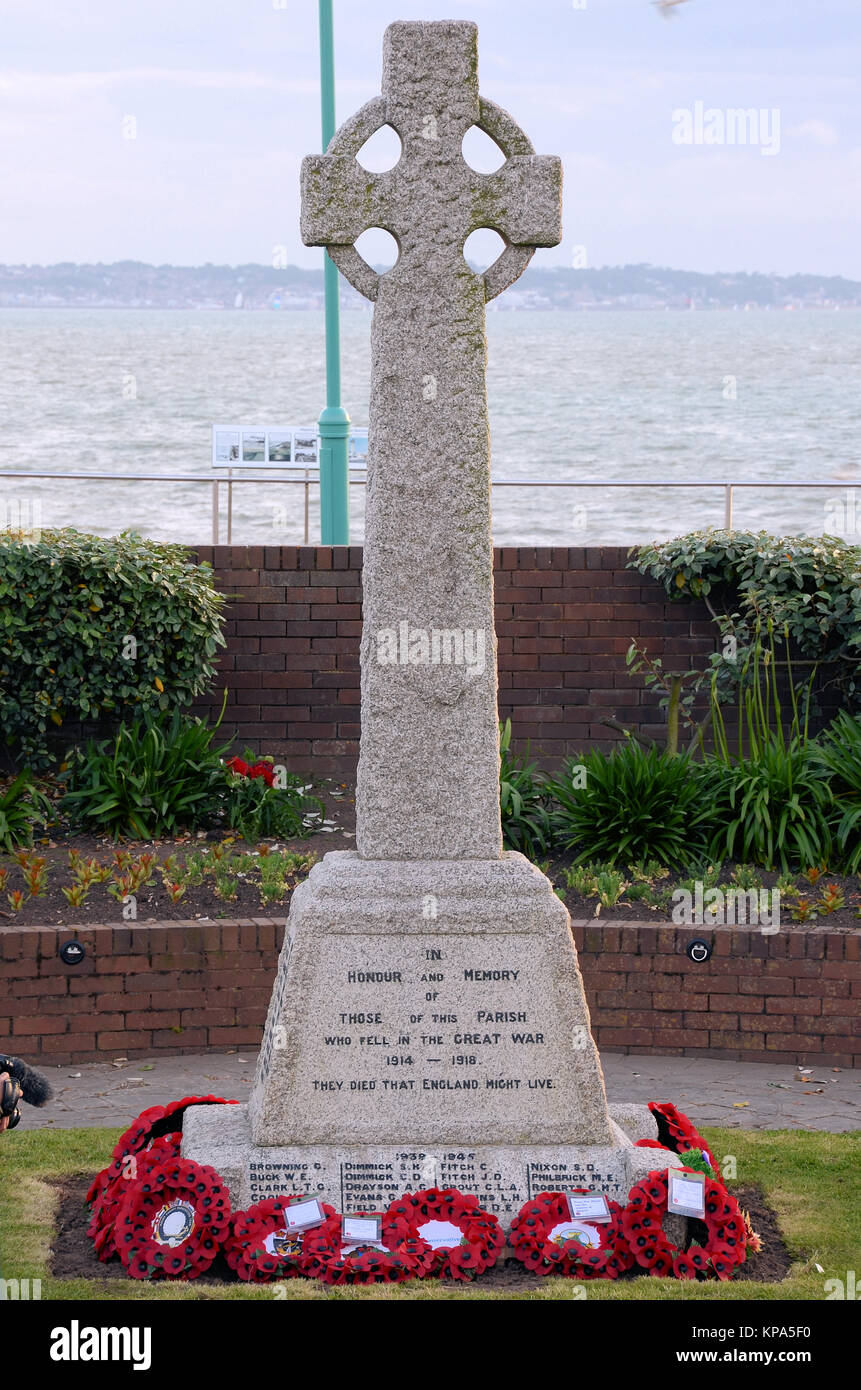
[571,921,860,1067]
[190,545,717,775]
[3,919,857,1067]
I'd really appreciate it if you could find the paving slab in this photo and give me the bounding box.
[16,1050,861,1135]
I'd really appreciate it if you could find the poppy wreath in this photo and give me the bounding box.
[620,1168,748,1281]
[381,1188,505,1281]
[88,1135,180,1261]
[87,1094,236,1205]
[298,1211,423,1286]
[636,1102,718,1174]
[86,1095,236,1261]
[224,1196,338,1283]
[508,1190,633,1280]
[114,1156,231,1280]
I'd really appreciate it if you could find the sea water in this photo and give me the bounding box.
[0,307,858,546]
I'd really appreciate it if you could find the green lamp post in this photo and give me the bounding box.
[317,0,350,544]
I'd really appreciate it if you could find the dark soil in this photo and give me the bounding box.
[0,784,357,927]
[50,1175,792,1290]
[2,782,858,931]
[548,853,861,931]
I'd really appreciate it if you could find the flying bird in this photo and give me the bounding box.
[654,0,693,16]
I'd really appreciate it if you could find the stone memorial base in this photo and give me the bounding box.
[181,851,682,1228]
[182,1101,681,1226]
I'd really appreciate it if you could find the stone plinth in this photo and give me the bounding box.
[182,1102,680,1229]
[246,851,610,1147]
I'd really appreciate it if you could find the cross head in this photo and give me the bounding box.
[301,20,562,302]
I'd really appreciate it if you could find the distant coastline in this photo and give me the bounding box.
[1,262,858,311]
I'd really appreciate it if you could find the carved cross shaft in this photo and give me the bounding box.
[302,21,562,861]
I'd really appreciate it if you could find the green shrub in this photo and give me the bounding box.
[0,529,225,768]
[810,710,861,872]
[61,707,231,839]
[62,710,325,843]
[701,618,835,871]
[697,742,833,872]
[631,529,861,711]
[499,719,555,859]
[546,742,712,867]
[0,773,51,852]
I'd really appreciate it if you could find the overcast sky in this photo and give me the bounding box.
[1,0,858,276]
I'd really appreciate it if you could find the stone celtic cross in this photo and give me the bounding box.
[302,20,562,861]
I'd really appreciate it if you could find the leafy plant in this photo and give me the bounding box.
[61,703,232,839]
[673,861,724,899]
[0,528,225,768]
[258,852,289,905]
[817,883,845,914]
[701,623,834,871]
[181,851,208,887]
[790,896,819,923]
[75,856,111,887]
[214,863,238,901]
[699,745,833,873]
[595,868,627,908]
[623,881,653,904]
[631,529,861,711]
[775,872,799,898]
[810,711,861,873]
[623,642,709,754]
[20,857,48,897]
[224,771,324,842]
[61,882,89,908]
[107,872,135,903]
[564,863,599,897]
[0,773,51,853]
[630,859,671,884]
[547,742,713,867]
[730,864,761,891]
[257,849,316,906]
[498,720,555,859]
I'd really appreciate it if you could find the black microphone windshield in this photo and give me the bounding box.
[1,1055,53,1107]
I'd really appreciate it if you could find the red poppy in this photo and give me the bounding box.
[647,1102,718,1174]
[86,1096,236,1262]
[226,756,276,787]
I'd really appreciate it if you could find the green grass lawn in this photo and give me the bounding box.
[1,1124,858,1301]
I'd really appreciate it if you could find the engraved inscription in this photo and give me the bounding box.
[240,1151,629,1219]
[279,931,583,1143]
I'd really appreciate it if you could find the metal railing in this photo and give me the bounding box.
[0,470,850,544]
